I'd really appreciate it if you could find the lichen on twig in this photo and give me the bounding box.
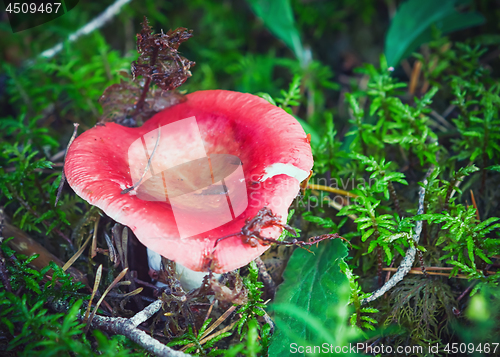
[87,299,192,357]
[361,166,433,305]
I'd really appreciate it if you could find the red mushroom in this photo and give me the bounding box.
[65,90,313,274]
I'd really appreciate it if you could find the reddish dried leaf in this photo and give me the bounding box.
[98,17,194,126]
[133,17,195,91]
[99,78,184,126]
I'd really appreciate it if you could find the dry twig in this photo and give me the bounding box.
[55,123,79,207]
[87,299,192,357]
[362,167,432,304]
[306,183,358,198]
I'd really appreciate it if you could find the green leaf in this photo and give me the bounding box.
[486,165,500,172]
[385,0,485,66]
[246,0,305,65]
[255,92,277,106]
[269,239,357,355]
[362,228,375,241]
[360,307,379,314]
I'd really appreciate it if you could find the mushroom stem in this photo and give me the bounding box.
[147,248,220,291]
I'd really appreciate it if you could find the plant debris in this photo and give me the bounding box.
[99,17,195,126]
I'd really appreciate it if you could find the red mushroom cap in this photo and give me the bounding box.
[65,90,313,273]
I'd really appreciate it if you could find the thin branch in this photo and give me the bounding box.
[457,282,477,302]
[88,300,192,357]
[55,123,79,207]
[85,268,129,332]
[408,60,422,95]
[38,0,132,60]
[361,167,432,305]
[306,184,358,198]
[258,305,275,334]
[62,233,92,271]
[377,246,383,287]
[470,190,481,221]
[84,264,103,323]
[416,249,428,278]
[430,109,453,129]
[90,215,100,259]
[443,165,471,212]
[199,305,237,340]
[134,277,161,292]
[381,268,481,279]
[129,299,163,327]
[382,266,496,275]
[198,320,237,346]
[387,181,403,217]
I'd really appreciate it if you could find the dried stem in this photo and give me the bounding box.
[254,257,276,298]
[134,77,153,116]
[381,268,485,280]
[377,246,383,287]
[38,0,132,60]
[470,190,481,221]
[55,123,79,207]
[416,249,428,278]
[199,305,236,340]
[258,306,275,334]
[133,42,158,116]
[387,181,403,217]
[443,176,460,213]
[306,184,358,198]
[85,268,129,332]
[134,277,161,292]
[457,282,477,302]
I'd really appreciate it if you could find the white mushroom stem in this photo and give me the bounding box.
[147,248,220,291]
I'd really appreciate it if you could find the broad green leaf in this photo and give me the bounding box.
[246,0,306,65]
[269,239,359,356]
[385,0,485,66]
